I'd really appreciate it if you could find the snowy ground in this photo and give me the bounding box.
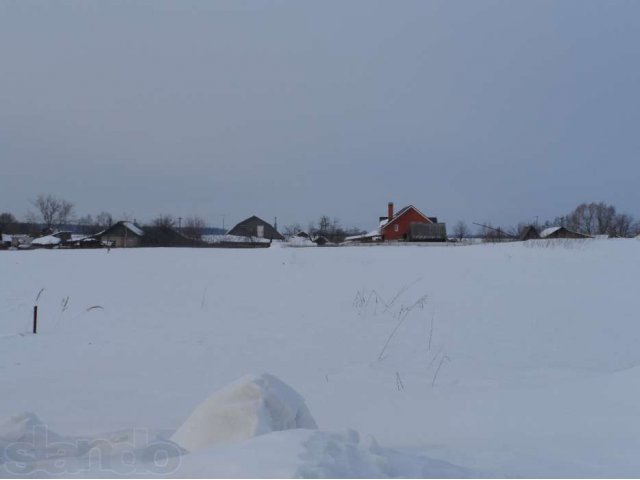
[1,239,640,477]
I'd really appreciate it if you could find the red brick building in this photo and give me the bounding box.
[380,202,434,241]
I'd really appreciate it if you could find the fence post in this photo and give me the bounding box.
[33,306,38,334]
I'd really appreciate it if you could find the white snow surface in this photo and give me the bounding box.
[2,240,640,477]
[286,236,317,247]
[539,226,561,238]
[171,373,317,452]
[31,235,61,246]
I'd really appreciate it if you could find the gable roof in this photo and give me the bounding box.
[519,225,540,240]
[540,227,561,238]
[96,221,145,238]
[540,226,592,239]
[227,216,284,240]
[381,205,433,230]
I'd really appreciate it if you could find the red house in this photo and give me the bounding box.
[380,202,435,241]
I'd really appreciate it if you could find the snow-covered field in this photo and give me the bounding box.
[1,239,640,477]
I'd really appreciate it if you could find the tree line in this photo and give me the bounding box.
[0,194,210,239]
[2,195,637,242]
[451,201,640,241]
[0,194,365,242]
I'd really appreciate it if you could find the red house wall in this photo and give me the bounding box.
[382,208,431,240]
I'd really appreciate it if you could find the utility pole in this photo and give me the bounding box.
[178,217,182,230]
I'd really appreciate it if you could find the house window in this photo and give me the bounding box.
[257,225,264,238]
[394,224,399,232]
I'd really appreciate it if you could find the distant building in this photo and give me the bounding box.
[1,234,11,249]
[96,221,145,247]
[380,202,446,241]
[227,216,284,241]
[141,226,207,247]
[519,225,541,241]
[540,226,592,239]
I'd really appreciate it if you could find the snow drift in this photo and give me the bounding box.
[171,373,318,452]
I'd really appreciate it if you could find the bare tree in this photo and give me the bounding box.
[94,211,113,230]
[610,213,633,237]
[478,222,510,243]
[0,212,17,234]
[77,214,94,225]
[452,221,470,241]
[182,215,206,239]
[31,194,74,230]
[282,223,303,237]
[151,214,176,228]
[554,202,635,237]
[318,215,331,234]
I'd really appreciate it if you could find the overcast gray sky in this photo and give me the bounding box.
[1,0,639,230]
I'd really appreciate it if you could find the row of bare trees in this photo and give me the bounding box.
[0,194,210,240]
[282,215,365,243]
[149,214,206,239]
[3,196,638,242]
[549,202,637,237]
[451,201,640,242]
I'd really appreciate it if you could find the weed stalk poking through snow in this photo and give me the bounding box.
[432,354,450,386]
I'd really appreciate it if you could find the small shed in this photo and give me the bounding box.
[1,233,12,248]
[96,221,145,247]
[141,226,207,247]
[227,216,284,241]
[540,227,592,239]
[409,222,447,242]
[519,225,540,241]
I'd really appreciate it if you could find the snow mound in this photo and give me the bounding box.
[287,236,317,247]
[0,412,60,443]
[171,373,317,452]
[176,429,474,478]
[32,235,61,246]
[298,430,474,478]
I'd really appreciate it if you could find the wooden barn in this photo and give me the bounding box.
[96,221,145,247]
[141,226,208,247]
[227,216,284,241]
[380,202,446,242]
[540,226,592,239]
[519,225,541,241]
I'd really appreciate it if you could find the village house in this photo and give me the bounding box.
[227,216,284,241]
[540,226,593,239]
[345,202,446,243]
[96,221,145,247]
[380,202,446,242]
[519,225,541,241]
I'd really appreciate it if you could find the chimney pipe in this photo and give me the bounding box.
[388,202,394,220]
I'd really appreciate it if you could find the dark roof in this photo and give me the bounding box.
[141,226,208,247]
[96,221,145,238]
[541,226,593,239]
[227,216,284,240]
[519,225,540,241]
